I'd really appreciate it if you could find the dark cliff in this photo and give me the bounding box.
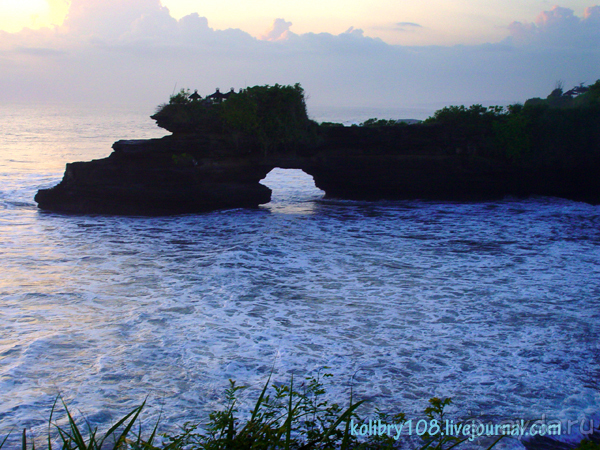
[34,122,600,215]
[304,124,600,203]
[34,135,272,215]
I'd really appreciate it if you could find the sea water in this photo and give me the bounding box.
[1,104,600,448]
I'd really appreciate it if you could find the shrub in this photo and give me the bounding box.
[4,373,509,450]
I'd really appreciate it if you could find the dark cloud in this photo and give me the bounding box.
[395,22,423,30]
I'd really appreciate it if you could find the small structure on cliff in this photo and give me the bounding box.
[150,83,317,150]
[189,90,201,101]
[206,88,234,104]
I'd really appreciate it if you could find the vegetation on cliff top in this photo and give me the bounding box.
[151,84,318,154]
[422,80,600,162]
[151,80,600,163]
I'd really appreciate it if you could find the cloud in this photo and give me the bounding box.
[126,6,178,42]
[14,46,66,56]
[508,5,600,48]
[584,5,600,21]
[536,5,580,27]
[0,2,598,111]
[61,0,164,40]
[342,26,364,36]
[395,22,423,31]
[178,13,211,37]
[260,18,294,41]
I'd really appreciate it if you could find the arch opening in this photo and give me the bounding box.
[261,168,324,213]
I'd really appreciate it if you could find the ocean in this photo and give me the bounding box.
[1,103,599,448]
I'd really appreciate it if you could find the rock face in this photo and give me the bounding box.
[35,136,272,215]
[35,124,600,215]
[303,126,600,203]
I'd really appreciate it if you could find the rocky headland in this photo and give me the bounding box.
[35,83,600,214]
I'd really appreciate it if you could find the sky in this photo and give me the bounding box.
[0,0,599,112]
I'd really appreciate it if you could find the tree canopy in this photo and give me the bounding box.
[151,83,317,154]
[424,80,600,162]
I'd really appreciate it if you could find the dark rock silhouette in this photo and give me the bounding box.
[34,123,600,215]
[35,136,272,215]
[35,82,600,215]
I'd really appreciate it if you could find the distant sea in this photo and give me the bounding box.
[309,104,435,124]
[1,103,599,448]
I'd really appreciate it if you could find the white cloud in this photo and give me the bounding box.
[508,5,600,48]
[125,6,178,42]
[584,5,600,21]
[61,0,164,40]
[260,18,294,41]
[178,13,211,38]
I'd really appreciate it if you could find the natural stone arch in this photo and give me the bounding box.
[260,168,324,204]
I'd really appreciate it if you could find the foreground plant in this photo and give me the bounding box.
[161,370,366,450]
[3,372,509,450]
[9,396,159,450]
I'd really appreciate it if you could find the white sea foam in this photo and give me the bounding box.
[0,105,599,448]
